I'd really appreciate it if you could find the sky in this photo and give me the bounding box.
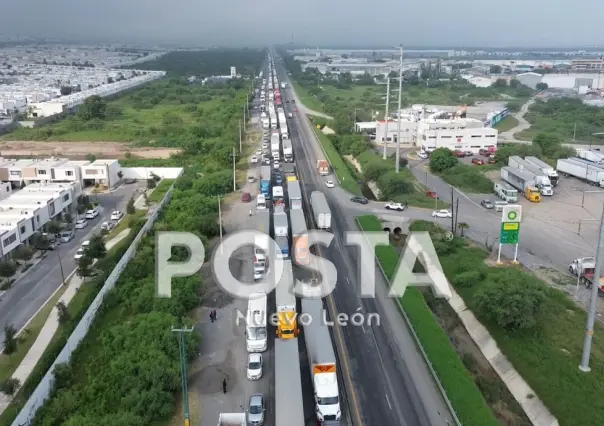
[1,0,603,49]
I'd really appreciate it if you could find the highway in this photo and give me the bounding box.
[279,64,456,425]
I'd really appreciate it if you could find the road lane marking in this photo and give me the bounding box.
[385,394,392,410]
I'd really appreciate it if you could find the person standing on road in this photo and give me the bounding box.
[209,311,215,323]
[222,378,227,394]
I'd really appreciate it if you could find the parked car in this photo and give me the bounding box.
[481,199,494,209]
[247,175,256,183]
[247,394,265,426]
[85,209,99,219]
[247,353,263,380]
[418,151,429,159]
[432,209,453,218]
[325,180,335,188]
[110,211,123,221]
[255,149,262,156]
[425,190,437,199]
[479,148,492,157]
[463,150,473,157]
[101,221,115,232]
[487,157,497,164]
[241,192,251,203]
[74,241,90,260]
[251,155,258,164]
[75,219,88,229]
[60,230,74,243]
[351,196,369,205]
[471,158,484,165]
[454,150,465,157]
[385,202,406,211]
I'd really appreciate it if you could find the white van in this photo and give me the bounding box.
[256,194,267,210]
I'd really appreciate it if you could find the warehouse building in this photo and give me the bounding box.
[515,72,543,89]
[417,119,498,153]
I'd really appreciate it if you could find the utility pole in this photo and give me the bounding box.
[450,186,455,233]
[230,147,238,192]
[579,205,604,372]
[454,198,459,234]
[395,45,403,173]
[383,77,390,160]
[217,195,224,253]
[172,326,194,426]
[243,102,247,132]
[239,120,243,152]
[573,122,577,141]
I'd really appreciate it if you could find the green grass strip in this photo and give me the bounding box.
[356,215,499,426]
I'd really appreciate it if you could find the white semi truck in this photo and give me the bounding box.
[283,140,293,162]
[508,156,553,195]
[216,413,246,426]
[271,132,281,160]
[524,156,559,186]
[556,158,604,187]
[310,191,331,230]
[301,298,342,423]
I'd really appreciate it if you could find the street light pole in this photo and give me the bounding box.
[395,44,403,173]
[239,120,243,153]
[579,205,604,372]
[383,77,390,160]
[217,195,224,253]
[230,147,238,192]
[172,326,195,426]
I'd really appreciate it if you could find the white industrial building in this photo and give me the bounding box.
[0,181,81,257]
[515,72,543,89]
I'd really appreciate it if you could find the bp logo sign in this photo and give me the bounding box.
[507,211,517,221]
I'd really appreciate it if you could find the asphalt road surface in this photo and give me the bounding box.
[0,182,143,352]
[279,64,456,426]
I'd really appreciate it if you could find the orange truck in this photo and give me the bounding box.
[289,209,309,265]
[317,160,329,176]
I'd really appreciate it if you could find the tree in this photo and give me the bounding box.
[60,86,73,96]
[142,193,148,207]
[3,324,17,355]
[77,255,94,280]
[117,171,124,179]
[77,95,107,121]
[377,171,413,200]
[429,148,458,172]
[457,222,469,237]
[47,220,62,235]
[536,82,548,91]
[147,179,156,190]
[532,133,563,158]
[492,78,508,88]
[126,197,136,215]
[0,260,17,285]
[0,378,20,396]
[509,79,520,88]
[13,245,34,265]
[474,278,546,331]
[489,65,502,74]
[86,153,97,163]
[56,301,71,324]
[87,234,107,259]
[64,212,73,225]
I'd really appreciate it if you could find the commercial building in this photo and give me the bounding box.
[417,119,498,153]
[571,58,604,72]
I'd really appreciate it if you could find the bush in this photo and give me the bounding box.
[439,165,493,194]
[0,378,20,396]
[429,148,458,172]
[377,171,414,199]
[453,271,484,288]
[474,279,546,331]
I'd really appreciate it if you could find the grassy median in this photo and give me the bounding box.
[356,215,499,426]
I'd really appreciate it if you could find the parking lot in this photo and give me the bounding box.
[0,180,145,347]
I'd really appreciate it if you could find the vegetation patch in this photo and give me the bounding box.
[411,219,604,426]
[493,115,519,133]
[516,98,604,143]
[292,81,325,113]
[356,215,499,426]
[147,179,175,203]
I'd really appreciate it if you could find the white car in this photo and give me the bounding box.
[246,353,263,380]
[101,221,115,232]
[74,219,88,229]
[85,209,99,219]
[432,209,453,218]
[418,151,429,159]
[262,142,269,149]
[110,211,123,221]
[74,241,90,260]
[255,149,262,155]
[273,161,280,169]
[325,180,335,188]
[251,155,258,164]
[385,202,405,211]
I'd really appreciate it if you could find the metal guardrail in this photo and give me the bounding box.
[11,177,181,426]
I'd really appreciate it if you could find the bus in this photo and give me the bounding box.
[246,292,268,352]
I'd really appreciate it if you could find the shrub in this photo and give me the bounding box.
[429,148,458,172]
[453,271,484,288]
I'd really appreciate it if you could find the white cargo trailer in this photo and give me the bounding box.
[273,211,289,237]
[524,156,559,186]
[310,191,331,230]
[557,158,604,187]
[287,180,302,209]
[275,339,305,426]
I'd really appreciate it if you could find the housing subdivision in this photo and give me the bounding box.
[0,44,166,120]
[0,155,181,258]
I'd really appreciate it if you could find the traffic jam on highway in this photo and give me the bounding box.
[218,55,342,426]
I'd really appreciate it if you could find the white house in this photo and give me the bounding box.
[53,160,90,183]
[81,159,122,187]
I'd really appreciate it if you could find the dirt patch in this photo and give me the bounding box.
[344,155,363,173]
[0,141,179,159]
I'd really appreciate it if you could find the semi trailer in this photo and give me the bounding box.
[508,156,553,195]
[310,191,332,230]
[500,167,541,202]
[556,158,604,187]
[524,156,559,186]
[289,208,309,265]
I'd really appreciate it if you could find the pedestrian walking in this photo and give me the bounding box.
[222,378,227,394]
[212,310,217,322]
[209,311,215,323]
